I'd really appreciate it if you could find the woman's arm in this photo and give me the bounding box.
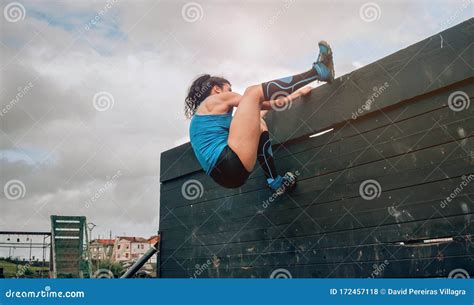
[220,86,312,111]
[205,92,242,113]
[261,86,313,110]
[220,92,243,107]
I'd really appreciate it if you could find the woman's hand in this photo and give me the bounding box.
[296,86,313,96]
[286,86,313,101]
[261,86,313,111]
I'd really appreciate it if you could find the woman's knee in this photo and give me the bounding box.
[243,85,264,101]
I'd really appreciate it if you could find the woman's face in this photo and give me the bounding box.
[212,83,232,95]
[222,83,232,92]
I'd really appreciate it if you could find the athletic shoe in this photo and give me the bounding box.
[313,62,334,83]
[274,172,297,196]
[313,40,335,83]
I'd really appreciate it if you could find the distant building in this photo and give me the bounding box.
[146,235,160,264]
[147,235,160,245]
[107,235,160,277]
[90,239,114,261]
[112,237,150,262]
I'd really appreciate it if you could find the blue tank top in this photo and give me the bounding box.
[189,112,232,175]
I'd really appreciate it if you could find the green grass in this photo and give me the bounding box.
[0,259,49,278]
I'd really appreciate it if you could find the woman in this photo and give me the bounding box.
[186,41,334,195]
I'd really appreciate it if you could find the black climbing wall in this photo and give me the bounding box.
[158,19,473,278]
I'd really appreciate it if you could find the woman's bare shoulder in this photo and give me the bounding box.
[197,93,240,114]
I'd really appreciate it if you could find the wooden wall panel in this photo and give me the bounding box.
[158,20,474,278]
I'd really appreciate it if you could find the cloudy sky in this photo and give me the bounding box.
[0,0,471,259]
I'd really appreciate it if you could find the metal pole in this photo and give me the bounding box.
[120,241,159,278]
[85,222,95,278]
[42,236,46,278]
[156,232,161,278]
[29,238,32,262]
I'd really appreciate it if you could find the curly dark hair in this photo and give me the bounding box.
[184,74,230,119]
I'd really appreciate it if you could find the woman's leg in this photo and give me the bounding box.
[228,69,331,172]
[228,41,334,172]
[262,41,334,100]
[228,85,264,172]
[228,75,329,172]
[257,118,279,181]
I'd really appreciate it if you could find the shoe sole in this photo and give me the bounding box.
[271,172,298,196]
[278,172,297,196]
[318,40,335,83]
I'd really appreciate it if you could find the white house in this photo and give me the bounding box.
[112,236,149,262]
[90,239,114,260]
